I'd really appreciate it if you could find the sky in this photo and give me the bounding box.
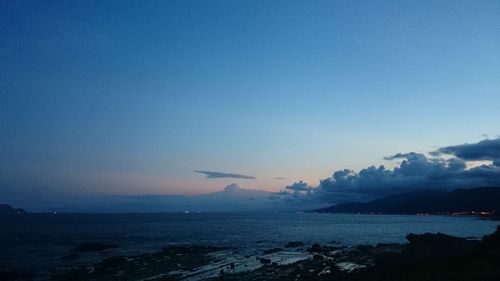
[1,0,500,210]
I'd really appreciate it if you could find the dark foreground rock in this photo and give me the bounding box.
[285,241,304,248]
[52,245,226,281]
[262,248,282,255]
[211,226,500,281]
[0,271,33,281]
[342,226,500,281]
[45,226,500,281]
[74,242,119,252]
[61,252,80,260]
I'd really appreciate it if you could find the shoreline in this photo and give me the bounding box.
[4,224,498,281]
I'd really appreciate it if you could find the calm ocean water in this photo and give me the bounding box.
[1,212,498,274]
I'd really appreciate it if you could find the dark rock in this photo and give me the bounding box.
[375,243,400,248]
[356,245,373,252]
[483,225,500,244]
[74,242,119,252]
[404,232,478,258]
[339,230,500,281]
[99,256,127,267]
[313,254,323,260]
[406,232,468,247]
[262,248,282,255]
[259,258,271,264]
[285,241,305,248]
[307,243,323,253]
[0,270,33,281]
[323,245,347,252]
[62,252,80,260]
[209,227,500,281]
[54,244,225,280]
[160,245,226,254]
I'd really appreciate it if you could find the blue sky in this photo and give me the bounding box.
[1,0,500,204]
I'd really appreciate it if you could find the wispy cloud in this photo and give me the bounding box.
[195,170,256,179]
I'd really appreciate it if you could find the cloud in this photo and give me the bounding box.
[279,138,500,205]
[272,191,292,196]
[275,177,287,180]
[224,183,241,192]
[434,138,500,166]
[195,170,256,179]
[285,181,313,192]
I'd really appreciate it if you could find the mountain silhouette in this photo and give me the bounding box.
[316,187,500,215]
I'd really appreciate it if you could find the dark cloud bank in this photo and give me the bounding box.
[195,170,255,179]
[276,138,500,205]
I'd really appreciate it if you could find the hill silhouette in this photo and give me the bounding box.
[316,187,500,215]
[0,203,26,214]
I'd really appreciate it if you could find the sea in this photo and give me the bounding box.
[1,212,498,276]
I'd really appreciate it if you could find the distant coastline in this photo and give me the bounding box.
[0,203,26,215]
[315,187,500,221]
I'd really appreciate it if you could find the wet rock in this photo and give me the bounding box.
[307,243,323,253]
[356,245,373,252]
[262,247,282,255]
[53,245,225,281]
[99,256,127,268]
[62,252,80,260]
[208,228,500,281]
[406,232,469,249]
[0,270,34,281]
[323,245,347,252]
[259,258,272,264]
[372,243,404,254]
[483,225,500,244]
[341,229,500,281]
[74,242,119,252]
[313,254,323,261]
[160,245,226,254]
[375,242,400,248]
[285,241,305,248]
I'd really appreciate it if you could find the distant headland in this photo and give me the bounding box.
[0,203,26,214]
[316,187,500,219]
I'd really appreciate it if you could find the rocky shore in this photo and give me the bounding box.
[2,225,499,281]
[212,225,500,281]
